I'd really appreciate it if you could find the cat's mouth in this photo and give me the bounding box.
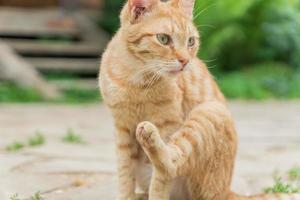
[167,64,188,74]
[168,68,185,74]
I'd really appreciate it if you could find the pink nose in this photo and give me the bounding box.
[178,59,189,69]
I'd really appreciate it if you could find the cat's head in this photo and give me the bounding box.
[120,0,199,79]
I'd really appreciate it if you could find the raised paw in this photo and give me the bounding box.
[136,121,162,150]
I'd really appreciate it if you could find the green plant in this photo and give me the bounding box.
[10,194,20,200]
[0,80,101,104]
[0,82,43,103]
[289,167,300,181]
[28,132,45,147]
[59,87,101,104]
[6,142,25,152]
[264,177,299,194]
[217,63,300,99]
[31,191,43,200]
[99,0,123,33]
[62,129,85,144]
[194,0,300,71]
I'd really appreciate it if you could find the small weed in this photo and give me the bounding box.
[31,191,43,200]
[264,177,299,194]
[62,129,85,144]
[28,132,45,147]
[289,167,300,181]
[6,142,25,152]
[10,194,20,200]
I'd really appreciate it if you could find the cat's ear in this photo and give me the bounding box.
[172,0,195,18]
[128,0,158,23]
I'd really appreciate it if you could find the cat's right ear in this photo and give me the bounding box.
[128,0,158,23]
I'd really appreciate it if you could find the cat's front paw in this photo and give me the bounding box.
[136,121,161,150]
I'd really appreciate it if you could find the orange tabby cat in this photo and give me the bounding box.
[99,0,299,199]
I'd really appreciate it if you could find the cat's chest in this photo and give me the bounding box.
[113,89,184,137]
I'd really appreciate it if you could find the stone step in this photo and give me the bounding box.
[26,57,100,74]
[4,39,103,57]
[51,79,99,90]
[0,8,80,39]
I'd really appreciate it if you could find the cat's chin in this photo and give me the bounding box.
[168,69,185,76]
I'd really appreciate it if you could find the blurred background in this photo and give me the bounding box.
[0,0,299,102]
[0,0,300,199]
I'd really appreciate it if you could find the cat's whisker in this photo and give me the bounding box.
[193,3,217,20]
[131,64,161,84]
[202,58,217,63]
[144,67,164,96]
[207,65,217,69]
[196,24,216,29]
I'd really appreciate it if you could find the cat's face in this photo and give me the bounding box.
[121,0,199,79]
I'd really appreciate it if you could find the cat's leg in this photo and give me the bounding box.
[137,101,235,169]
[136,122,173,200]
[136,102,236,199]
[115,127,140,200]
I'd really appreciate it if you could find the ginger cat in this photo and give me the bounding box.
[99,0,300,199]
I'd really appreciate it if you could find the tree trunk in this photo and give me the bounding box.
[0,41,61,99]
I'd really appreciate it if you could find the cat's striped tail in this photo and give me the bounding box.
[235,193,300,200]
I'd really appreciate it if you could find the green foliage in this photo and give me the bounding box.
[10,194,21,200]
[6,141,25,152]
[28,133,45,147]
[99,0,123,33]
[62,129,85,144]
[264,177,299,194]
[31,191,43,200]
[289,167,300,180]
[60,87,101,104]
[194,0,300,71]
[6,133,45,152]
[217,63,300,99]
[0,81,101,103]
[0,82,43,102]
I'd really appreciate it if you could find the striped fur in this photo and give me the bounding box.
[99,0,299,199]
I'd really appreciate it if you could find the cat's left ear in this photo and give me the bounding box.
[128,0,158,23]
[172,0,195,18]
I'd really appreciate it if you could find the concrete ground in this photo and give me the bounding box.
[0,102,299,199]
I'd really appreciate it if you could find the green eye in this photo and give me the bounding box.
[156,34,171,45]
[188,37,196,47]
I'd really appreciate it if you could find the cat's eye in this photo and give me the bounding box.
[156,34,171,45]
[188,37,196,47]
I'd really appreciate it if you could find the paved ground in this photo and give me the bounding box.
[0,102,300,200]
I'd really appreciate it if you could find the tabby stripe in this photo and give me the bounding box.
[156,119,178,128]
[181,130,198,149]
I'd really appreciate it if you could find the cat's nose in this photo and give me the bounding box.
[178,58,189,68]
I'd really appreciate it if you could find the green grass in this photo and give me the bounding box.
[264,177,299,194]
[62,129,85,144]
[28,132,45,147]
[6,141,25,152]
[56,87,100,104]
[289,167,300,181]
[264,167,300,194]
[6,132,45,152]
[31,191,43,200]
[10,194,20,200]
[0,81,101,104]
[0,82,43,103]
[10,192,43,200]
